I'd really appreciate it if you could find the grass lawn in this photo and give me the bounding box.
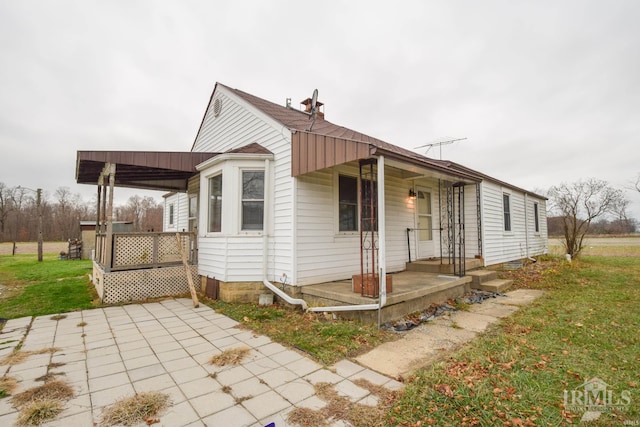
[389,256,640,426]
[206,300,396,365]
[0,254,97,319]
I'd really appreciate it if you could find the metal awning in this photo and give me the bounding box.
[291,131,481,183]
[75,151,220,192]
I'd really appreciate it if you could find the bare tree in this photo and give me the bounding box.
[548,178,626,258]
[0,182,16,238]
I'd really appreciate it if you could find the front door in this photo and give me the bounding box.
[416,187,434,259]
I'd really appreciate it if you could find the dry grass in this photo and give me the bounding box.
[548,236,640,257]
[0,376,19,397]
[100,392,171,426]
[0,348,61,366]
[208,347,251,366]
[15,399,64,426]
[10,379,75,426]
[49,315,67,321]
[11,379,75,408]
[34,372,65,382]
[287,380,399,427]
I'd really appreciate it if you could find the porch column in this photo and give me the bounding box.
[104,163,116,273]
[95,177,102,262]
[377,155,387,308]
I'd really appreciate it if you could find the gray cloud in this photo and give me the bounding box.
[1,0,639,217]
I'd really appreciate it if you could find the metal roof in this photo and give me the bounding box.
[75,151,220,191]
[214,84,483,181]
[216,83,546,197]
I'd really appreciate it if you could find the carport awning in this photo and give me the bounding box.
[75,151,220,192]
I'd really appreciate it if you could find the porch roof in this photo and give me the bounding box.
[75,151,219,191]
[291,130,482,182]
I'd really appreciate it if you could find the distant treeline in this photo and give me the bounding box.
[547,216,637,236]
[0,182,163,242]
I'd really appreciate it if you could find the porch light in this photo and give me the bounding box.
[409,188,417,199]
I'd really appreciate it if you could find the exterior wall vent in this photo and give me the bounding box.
[213,98,222,117]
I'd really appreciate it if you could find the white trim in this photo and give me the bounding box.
[238,168,266,233]
[196,152,273,171]
[217,85,294,138]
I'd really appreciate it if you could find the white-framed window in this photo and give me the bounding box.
[241,170,264,230]
[208,174,222,232]
[338,174,358,232]
[168,203,174,226]
[534,201,540,233]
[503,193,511,232]
[188,194,197,232]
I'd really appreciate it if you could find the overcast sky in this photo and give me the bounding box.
[1,0,639,219]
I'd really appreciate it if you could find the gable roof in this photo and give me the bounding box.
[197,83,545,199]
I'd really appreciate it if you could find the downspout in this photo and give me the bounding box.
[261,158,309,310]
[524,193,528,258]
[262,158,270,281]
[524,193,535,262]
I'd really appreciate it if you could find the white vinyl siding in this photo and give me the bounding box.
[163,193,188,232]
[295,164,414,285]
[192,87,289,282]
[481,181,548,265]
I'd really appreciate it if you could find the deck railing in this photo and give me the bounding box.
[95,231,196,272]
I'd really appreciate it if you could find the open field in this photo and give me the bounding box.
[549,235,640,257]
[0,241,69,256]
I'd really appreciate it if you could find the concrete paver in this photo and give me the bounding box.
[356,288,545,379]
[0,298,403,426]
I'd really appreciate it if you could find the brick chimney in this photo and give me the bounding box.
[300,97,324,119]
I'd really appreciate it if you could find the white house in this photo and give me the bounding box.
[164,83,547,299]
[77,82,547,316]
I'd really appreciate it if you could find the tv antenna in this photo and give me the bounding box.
[415,137,467,160]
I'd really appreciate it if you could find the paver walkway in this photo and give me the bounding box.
[0,299,402,427]
[356,289,545,378]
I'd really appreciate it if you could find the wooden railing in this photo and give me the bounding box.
[95,231,196,272]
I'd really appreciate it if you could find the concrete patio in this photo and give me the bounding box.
[0,299,402,427]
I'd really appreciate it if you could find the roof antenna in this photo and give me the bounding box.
[307,89,318,131]
[415,137,467,160]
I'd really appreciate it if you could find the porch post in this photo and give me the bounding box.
[377,155,387,317]
[104,163,116,273]
[95,177,102,262]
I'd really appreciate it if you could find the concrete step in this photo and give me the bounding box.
[406,258,483,274]
[477,279,513,293]
[466,269,498,286]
